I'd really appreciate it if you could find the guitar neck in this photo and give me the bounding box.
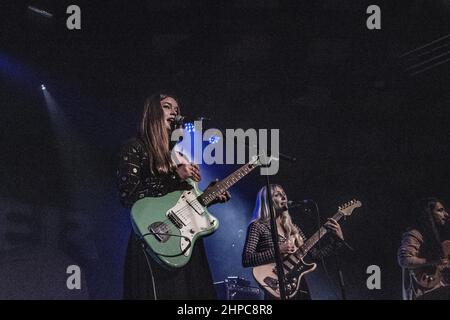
[301,211,344,256]
[199,159,260,206]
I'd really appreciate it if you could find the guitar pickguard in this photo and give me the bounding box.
[165,190,217,257]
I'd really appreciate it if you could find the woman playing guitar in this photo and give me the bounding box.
[397,197,450,300]
[117,93,230,299]
[242,184,344,300]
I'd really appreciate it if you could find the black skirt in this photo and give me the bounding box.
[123,234,217,300]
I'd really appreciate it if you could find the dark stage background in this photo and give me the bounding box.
[0,0,449,299]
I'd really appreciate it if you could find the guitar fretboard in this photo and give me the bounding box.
[295,211,344,259]
[198,159,259,206]
[302,211,344,255]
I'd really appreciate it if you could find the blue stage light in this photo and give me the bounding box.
[209,136,220,144]
[184,122,195,133]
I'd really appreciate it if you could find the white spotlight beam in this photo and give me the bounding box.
[27,5,54,19]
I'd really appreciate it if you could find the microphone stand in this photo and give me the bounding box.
[264,166,287,300]
[259,152,296,301]
[334,243,347,300]
[333,236,353,300]
[244,141,297,300]
[310,200,352,300]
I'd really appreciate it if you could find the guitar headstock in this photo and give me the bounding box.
[338,199,362,216]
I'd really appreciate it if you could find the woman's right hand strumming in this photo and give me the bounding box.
[280,239,296,254]
[176,163,201,182]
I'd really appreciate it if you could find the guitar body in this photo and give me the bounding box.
[130,156,265,269]
[413,240,450,290]
[131,180,218,269]
[252,200,362,299]
[253,258,317,299]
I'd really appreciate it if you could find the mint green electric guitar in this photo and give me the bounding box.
[131,156,266,269]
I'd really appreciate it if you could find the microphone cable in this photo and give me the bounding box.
[312,200,341,300]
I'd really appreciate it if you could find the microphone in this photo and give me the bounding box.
[174,115,210,126]
[283,200,315,213]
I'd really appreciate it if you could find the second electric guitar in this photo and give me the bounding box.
[253,200,362,299]
[412,240,450,291]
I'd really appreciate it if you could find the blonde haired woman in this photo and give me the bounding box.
[242,184,343,299]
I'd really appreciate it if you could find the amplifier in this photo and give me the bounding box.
[214,276,262,300]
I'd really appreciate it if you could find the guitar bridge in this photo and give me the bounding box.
[263,277,296,296]
[264,277,278,290]
[148,222,170,242]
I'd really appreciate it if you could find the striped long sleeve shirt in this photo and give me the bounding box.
[242,220,336,268]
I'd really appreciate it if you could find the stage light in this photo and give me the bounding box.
[41,84,46,90]
[184,122,195,133]
[27,5,53,19]
[209,136,220,144]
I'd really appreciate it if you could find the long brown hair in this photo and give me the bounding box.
[139,93,180,174]
[411,197,445,259]
[251,184,302,247]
